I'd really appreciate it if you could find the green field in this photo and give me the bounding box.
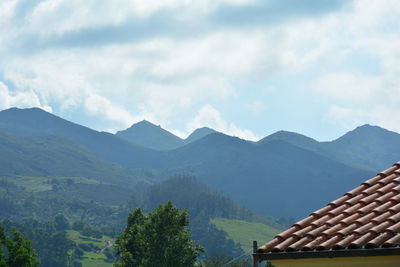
[67,230,114,267]
[1,175,103,192]
[211,218,280,251]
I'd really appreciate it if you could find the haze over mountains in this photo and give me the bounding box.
[1,107,399,219]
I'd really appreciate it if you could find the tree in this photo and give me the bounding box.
[114,201,203,267]
[0,223,39,267]
[38,231,74,267]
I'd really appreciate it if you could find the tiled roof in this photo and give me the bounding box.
[258,162,400,254]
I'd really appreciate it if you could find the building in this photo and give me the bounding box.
[253,162,400,267]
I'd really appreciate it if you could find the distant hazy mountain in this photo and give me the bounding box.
[116,120,184,150]
[326,124,400,171]
[116,121,218,150]
[0,108,160,169]
[184,127,217,144]
[0,130,137,184]
[259,124,400,172]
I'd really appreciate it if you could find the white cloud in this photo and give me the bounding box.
[187,104,258,140]
[315,72,400,132]
[1,0,400,138]
[84,93,136,131]
[2,28,271,131]
[25,0,254,37]
[302,0,400,133]
[3,55,139,131]
[0,82,52,112]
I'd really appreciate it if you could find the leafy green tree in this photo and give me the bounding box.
[39,231,74,267]
[114,201,203,267]
[0,224,39,267]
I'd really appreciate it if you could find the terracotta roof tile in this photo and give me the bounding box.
[257,162,400,254]
[383,234,400,247]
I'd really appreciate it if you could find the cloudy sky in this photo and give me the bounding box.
[0,0,399,141]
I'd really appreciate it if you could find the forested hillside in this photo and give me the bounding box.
[1,174,282,265]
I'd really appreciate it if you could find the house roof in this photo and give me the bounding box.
[257,162,400,257]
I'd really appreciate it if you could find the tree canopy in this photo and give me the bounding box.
[114,201,203,267]
[0,223,39,267]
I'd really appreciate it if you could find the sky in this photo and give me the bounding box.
[0,0,399,141]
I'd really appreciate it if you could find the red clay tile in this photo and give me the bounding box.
[286,237,313,251]
[303,236,328,251]
[363,175,383,186]
[342,203,363,214]
[258,162,400,254]
[348,232,377,249]
[333,233,359,250]
[293,216,315,228]
[338,223,361,236]
[363,183,382,195]
[315,235,342,250]
[312,205,334,217]
[330,194,351,206]
[387,221,400,232]
[295,225,314,237]
[347,185,367,196]
[382,234,400,247]
[325,213,346,226]
[272,236,298,252]
[354,212,377,224]
[376,191,396,203]
[276,226,299,239]
[311,214,332,227]
[307,224,330,236]
[345,193,367,205]
[371,211,393,223]
[341,213,362,225]
[365,232,394,248]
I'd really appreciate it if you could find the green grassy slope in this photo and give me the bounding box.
[211,218,280,251]
[67,230,114,267]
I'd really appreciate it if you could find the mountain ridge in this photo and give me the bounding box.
[0,108,397,219]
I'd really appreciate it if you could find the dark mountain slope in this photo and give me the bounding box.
[116,120,183,150]
[166,133,251,166]
[163,135,373,219]
[0,108,161,169]
[0,130,138,184]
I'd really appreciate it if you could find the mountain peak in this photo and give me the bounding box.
[116,120,183,150]
[135,120,159,127]
[259,130,317,144]
[336,124,397,142]
[185,127,217,143]
[1,107,50,116]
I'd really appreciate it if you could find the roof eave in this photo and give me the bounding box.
[254,247,400,261]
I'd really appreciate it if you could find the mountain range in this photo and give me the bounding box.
[116,120,216,150]
[0,107,399,219]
